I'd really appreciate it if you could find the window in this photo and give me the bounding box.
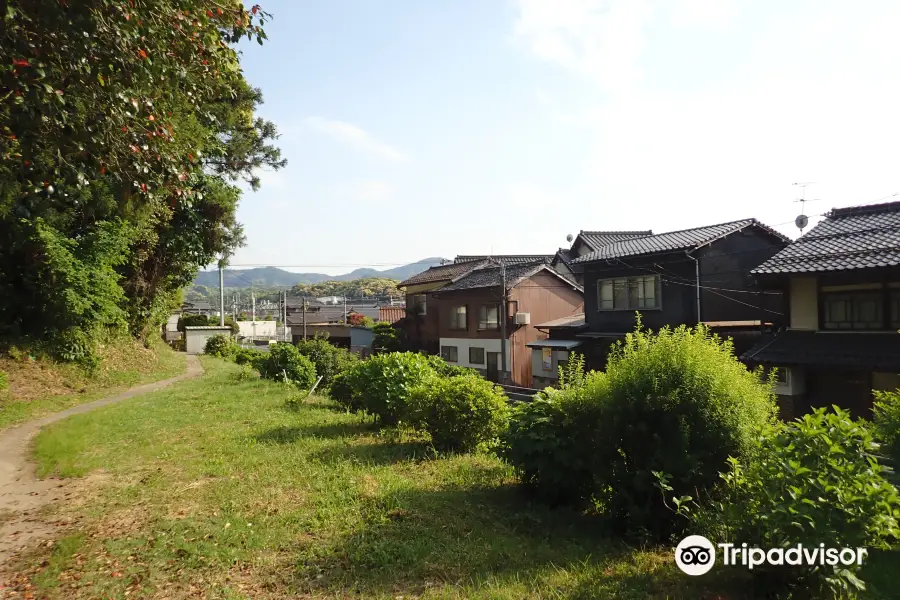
[478,304,500,330]
[823,292,883,330]
[761,365,787,384]
[441,345,458,362]
[598,275,661,310]
[469,347,485,364]
[449,305,467,330]
[412,294,427,315]
[892,291,900,329]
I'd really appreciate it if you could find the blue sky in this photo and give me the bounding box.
[228,0,900,275]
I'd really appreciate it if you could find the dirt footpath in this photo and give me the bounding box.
[0,354,203,567]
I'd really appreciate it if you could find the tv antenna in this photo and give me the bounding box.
[792,182,821,235]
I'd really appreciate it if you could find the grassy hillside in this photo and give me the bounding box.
[0,338,185,430]
[14,358,898,599]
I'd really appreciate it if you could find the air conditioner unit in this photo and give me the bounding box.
[514,312,530,325]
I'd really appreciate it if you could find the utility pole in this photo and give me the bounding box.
[343,295,347,324]
[302,297,307,340]
[499,261,508,385]
[232,293,237,323]
[251,291,256,341]
[218,262,225,327]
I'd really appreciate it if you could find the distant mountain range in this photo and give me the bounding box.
[193,257,447,288]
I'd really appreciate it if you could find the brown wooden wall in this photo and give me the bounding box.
[509,271,584,386]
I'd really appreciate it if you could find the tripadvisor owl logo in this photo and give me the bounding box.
[674,535,870,576]
[675,535,716,576]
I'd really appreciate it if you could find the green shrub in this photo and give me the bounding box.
[177,314,209,332]
[329,366,366,413]
[590,323,777,539]
[692,408,900,597]
[500,372,609,504]
[372,321,403,353]
[234,347,266,370]
[203,334,236,358]
[408,374,510,452]
[424,355,478,378]
[354,352,435,425]
[873,389,900,472]
[295,336,358,386]
[499,323,776,540]
[0,370,7,392]
[258,343,316,389]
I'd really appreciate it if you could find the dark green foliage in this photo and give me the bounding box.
[557,352,586,389]
[372,322,403,353]
[499,373,609,504]
[408,374,510,452]
[295,336,358,386]
[203,334,236,359]
[353,352,435,425]
[177,314,209,332]
[0,1,283,361]
[693,408,900,597]
[258,343,316,389]
[424,355,479,378]
[0,218,130,363]
[873,389,900,472]
[328,367,366,414]
[234,347,266,370]
[0,370,7,392]
[223,317,240,336]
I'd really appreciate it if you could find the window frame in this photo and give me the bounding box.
[821,290,885,330]
[412,294,427,316]
[449,305,467,331]
[597,274,662,311]
[477,304,500,330]
[441,345,458,363]
[469,346,485,365]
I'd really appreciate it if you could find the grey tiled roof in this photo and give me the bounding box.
[572,219,788,263]
[752,201,900,274]
[578,231,653,252]
[438,263,581,293]
[398,261,483,287]
[741,330,900,371]
[453,255,554,265]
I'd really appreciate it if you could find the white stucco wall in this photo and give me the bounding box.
[789,277,818,330]
[438,337,511,371]
[238,321,277,338]
[185,327,232,355]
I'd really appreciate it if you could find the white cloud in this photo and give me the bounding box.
[304,116,408,163]
[513,0,650,93]
[514,1,900,236]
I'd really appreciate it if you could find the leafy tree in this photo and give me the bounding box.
[347,313,374,328]
[0,1,284,359]
[176,314,208,332]
[372,321,403,353]
[289,277,401,300]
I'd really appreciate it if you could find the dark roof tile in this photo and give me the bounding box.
[453,255,554,265]
[439,263,581,293]
[753,201,900,274]
[741,330,900,371]
[572,219,788,263]
[398,261,483,287]
[578,230,653,252]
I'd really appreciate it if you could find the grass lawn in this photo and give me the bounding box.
[0,338,186,431]
[15,358,900,599]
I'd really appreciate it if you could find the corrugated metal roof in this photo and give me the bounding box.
[752,201,900,274]
[572,219,788,263]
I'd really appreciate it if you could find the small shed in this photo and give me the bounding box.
[350,326,376,357]
[184,326,233,355]
[526,339,583,389]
